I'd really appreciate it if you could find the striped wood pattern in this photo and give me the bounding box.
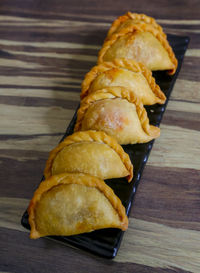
[0,1,200,272]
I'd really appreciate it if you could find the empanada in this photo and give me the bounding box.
[81,58,166,105]
[98,19,177,74]
[75,87,160,145]
[106,12,165,39]
[44,130,133,182]
[28,173,129,239]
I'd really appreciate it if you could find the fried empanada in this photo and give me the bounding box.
[44,130,133,182]
[98,19,177,74]
[75,87,160,145]
[28,173,128,239]
[106,12,165,39]
[81,58,166,105]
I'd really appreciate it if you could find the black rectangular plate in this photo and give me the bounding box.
[21,34,190,259]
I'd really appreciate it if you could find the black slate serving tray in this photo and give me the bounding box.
[21,34,190,259]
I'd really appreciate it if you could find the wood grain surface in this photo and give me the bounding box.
[0,0,200,272]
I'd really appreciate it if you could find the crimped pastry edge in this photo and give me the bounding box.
[98,23,178,75]
[28,172,129,239]
[81,58,166,103]
[43,130,133,182]
[75,86,160,143]
[107,11,165,39]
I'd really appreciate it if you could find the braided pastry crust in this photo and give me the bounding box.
[44,130,133,182]
[75,86,160,145]
[98,23,177,75]
[107,12,165,39]
[81,58,166,104]
[28,173,128,239]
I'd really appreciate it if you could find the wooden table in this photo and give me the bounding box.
[0,1,199,272]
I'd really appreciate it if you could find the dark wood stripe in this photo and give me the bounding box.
[131,165,200,231]
[0,227,190,273]
[184,32,200,49]
[162,110,200,131]
[0,85,80,92]
[162,24,200,30]
[0,156,47,199]
[0,70,85,79]
[1,1,200,19]
[0,96,79,109]
[0,66,88,78]
[0,44,99,56]
[0,133,63,140]
[178,57,200,82]
[4,54,95,71]
[0,28,107,45]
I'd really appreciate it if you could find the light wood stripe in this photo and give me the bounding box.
[0,88,80,101]
[164,28,200,34]
[6,49,98,62]
[147,124,200,170]
[0,39,101,50]
[185,49,200,57]
[0,58,44,69]
[167,100,200,114]
[0,20,108,28]
[0,104,74,134]
[0,15,109,27]
[0,58,88,74]
[1,197,199,272]
[39,11,200,25]
[0,76,81,87]
[1,15,200,26]
[116,218,200,272]
[157,19,200,25]
[171,79,200,102]
[0,135,60,152]
[0,151,46,162]
[0,197,29,233]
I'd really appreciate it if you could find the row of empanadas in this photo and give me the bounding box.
[28,12,177,240]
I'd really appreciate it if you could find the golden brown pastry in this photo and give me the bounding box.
[98,16,177,75]
[81,58,166,105]
[28,173,129,239]
[75,87,160,145]
[44,130,133,182]
[106,12,166,39]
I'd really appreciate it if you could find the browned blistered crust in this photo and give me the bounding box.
[81,58,166,102]
[28,172,129,239]
[98,23,178,75]
[44,130,133,182]
[75,86,160,141]
[107,11,165,39]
